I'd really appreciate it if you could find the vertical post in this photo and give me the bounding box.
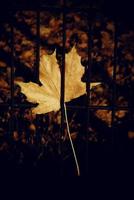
[60,0,66,175]
[35,9,40,143]
[35,10,40,84]
[60,0,66,140]
[10,10,15,136]
[111,21,118,151]
[85,6,93,176]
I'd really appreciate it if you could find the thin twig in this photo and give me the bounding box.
[64,103,80,176]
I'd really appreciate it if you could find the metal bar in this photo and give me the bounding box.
[3,5,99,12]
[35,10,40,83]
[35,10,41,143]
[9,11,15,135]
[66,105,130,111]
[10,103,132,110]
[60,1,66,139]
[111,21,118,151]
[87,10,92,175]
[59,0,66,176]
[84,7,94,176]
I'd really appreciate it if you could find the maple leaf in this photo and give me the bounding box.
[16,47,100,114]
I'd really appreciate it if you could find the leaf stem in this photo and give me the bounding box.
[64,103,80,176]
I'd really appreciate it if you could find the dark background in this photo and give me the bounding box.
[0,0,134,177]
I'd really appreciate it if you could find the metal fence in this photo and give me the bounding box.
[0,0,134,176]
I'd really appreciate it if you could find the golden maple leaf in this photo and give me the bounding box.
[16,47,100,114]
